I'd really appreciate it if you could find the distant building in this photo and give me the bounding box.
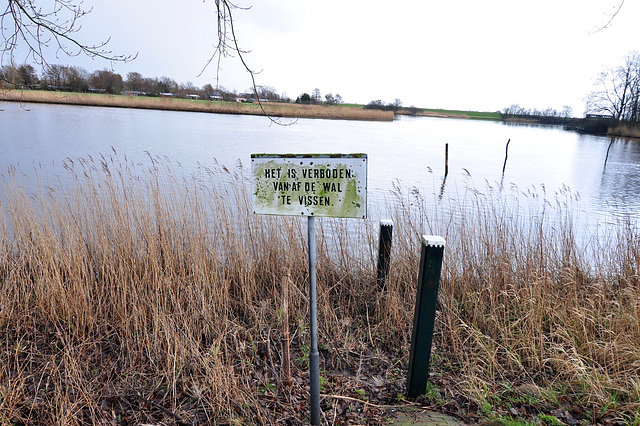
[586,113,614,119]
[185,94,200,100]
[237,93,255,102]
[159,93,175,98]
[123,90,146,96]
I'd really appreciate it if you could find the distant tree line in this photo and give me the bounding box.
[0,63,291,102]
[499,103,616,134]
[0,64,355,108]
[363,98,403,111]
[0,64,178,96]
[501,104,573,119]
[499,51,640,136]
[295,88,343,105]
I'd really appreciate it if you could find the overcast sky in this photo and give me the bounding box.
[21,0,640,116]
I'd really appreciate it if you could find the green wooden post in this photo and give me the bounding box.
[406,235,446,398]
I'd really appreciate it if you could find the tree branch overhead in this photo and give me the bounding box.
[1,0,135,66]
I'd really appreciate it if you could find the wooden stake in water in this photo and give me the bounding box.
[502,138,511,175]
[308,216,321,425]
[445,143,449,177]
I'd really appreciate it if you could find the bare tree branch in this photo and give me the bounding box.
[198,0,295,126]
[592,0,625,32]
[1,0,135,67]
[1,0,292,124]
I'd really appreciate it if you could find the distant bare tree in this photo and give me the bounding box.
[39,64,87,91]
[324,93,335,105]
[254,85,280,101]
[0,62,37,87]
[42,63,65,88]
[312,88,322,104]
[586,51,640,121]
[156,76,178,94]
[17,63,36,85]
[63,65,88,92]
[214,85,237,101]
[202,83,215,97]
[364,98,403,112]
[125,72,144,92]
[89,69,123,94]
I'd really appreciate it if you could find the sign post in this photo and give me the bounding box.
[307,214,319,423]
[252,154,367,425]
[251,154,367,218]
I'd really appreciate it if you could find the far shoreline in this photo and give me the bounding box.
[3,89,640,139]
[0,89,394,122]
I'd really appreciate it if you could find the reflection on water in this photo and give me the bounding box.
[598,137,640,222]
[1,102,639,236]
[601,137,640,197]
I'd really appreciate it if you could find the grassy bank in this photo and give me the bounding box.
[0,89,394,121]
[400,108,502,120]
[1,155,639,424]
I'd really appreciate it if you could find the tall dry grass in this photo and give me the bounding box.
[1,154,639,424]
[386,181,640,421]
[608,123,640,139]
[0,90,394,121]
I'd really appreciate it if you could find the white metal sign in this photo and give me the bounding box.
[251,154,367,218]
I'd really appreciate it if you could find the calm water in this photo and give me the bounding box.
[1,102,639,232]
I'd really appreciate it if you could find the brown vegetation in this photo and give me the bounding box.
[0,155,639,424]
[608,123,640,139]
[0,89,394,121]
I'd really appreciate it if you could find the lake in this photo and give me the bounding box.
[1,102,639,236]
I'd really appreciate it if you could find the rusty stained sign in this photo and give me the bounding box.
[251,154,367,218]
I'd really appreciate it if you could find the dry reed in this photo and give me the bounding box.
[0,90,394,121]
[608,123,640,139]
[1,154,639,424]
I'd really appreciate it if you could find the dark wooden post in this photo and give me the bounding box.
[376,219,393,292]
[502,138,511,175]
[444,143,449,177]
[407,235,446,398]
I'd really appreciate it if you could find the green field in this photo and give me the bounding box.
[420,108,502,120]
[336,102,503,120]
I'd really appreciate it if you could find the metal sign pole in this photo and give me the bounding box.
[308,215,321,425]
[251,153,367,425]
